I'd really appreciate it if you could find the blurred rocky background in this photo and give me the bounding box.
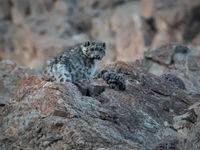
[1,0,200,149]
[0,0,200,69]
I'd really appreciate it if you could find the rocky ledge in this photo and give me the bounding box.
[1,44,200,150]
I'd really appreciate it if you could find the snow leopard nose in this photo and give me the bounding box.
[96,56,100,59]
[94,55,101,59]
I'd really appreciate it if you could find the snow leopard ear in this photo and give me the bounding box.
[84,41,91,47]
[102,42,106,49]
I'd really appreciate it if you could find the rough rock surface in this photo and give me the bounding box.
[143,44,200,149]
[0,0,142,68]
[0,60,36,105]
[1,44,200,149]
[0,65,188,150]
[1,0,200,69]
[144,44,200,93]
[142,0,200,47]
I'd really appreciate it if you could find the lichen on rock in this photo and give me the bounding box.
[1,44,200,149]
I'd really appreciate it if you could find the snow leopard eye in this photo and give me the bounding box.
[84,41,91,47]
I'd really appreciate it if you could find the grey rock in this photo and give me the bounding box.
[0,58,190,150]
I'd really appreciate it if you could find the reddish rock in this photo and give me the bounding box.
[0,60,35,104]
[144,44,200,96]
[142,0,200,47]
[142,44,200,149]
[1,0,200,69]
[0,57,192,149]
[184,122,200,150]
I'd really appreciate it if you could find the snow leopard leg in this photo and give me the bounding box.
[96,70,126,91]
[53,63,72,82]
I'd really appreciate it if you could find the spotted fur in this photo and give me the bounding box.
[43,41,106,83]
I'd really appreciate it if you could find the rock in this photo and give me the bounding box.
[0,99,6,107]
[0,60,36,104]
[0,0,146,69]
[0,57,191,149]
[1,44,200,149]
[0,0,88,68]
[78,0,131,16]
[88,79,107,96]
[142,0,200,46]
[173,110,197,137]
[0,0,200,147]
[0,0,11,21]
[73,79,106,97]
[161,73,186,90]
[141,0,154,18]
[144,44,200,94]
[144,44,190,66]
[151,137,180,150]
[189,102,200,121]
[184,122,200,150]
[1,0,200,69]
[111,1,145,62]
[183,98,200,149]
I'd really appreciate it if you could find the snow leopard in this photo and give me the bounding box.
[43,41,126,91]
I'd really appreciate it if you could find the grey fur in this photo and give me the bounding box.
[43,41,106,83]
[43,41,126,91]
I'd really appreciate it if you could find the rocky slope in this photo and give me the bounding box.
[1,44,200,150]
[0,0,200,69]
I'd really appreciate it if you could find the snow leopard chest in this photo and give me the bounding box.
[70,59,98,81]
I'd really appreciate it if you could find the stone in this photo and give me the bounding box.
[173,110,197,136]
[144,44,190,65]
[0,60,35,104]
[184,122,200,150]
[0,99,6,107]
[1,44,200,149]
[0,0,11,21]
[142,0,200,46]
[0,56,192,149]
[144,44,200,95]
[161,73,186,90]
[1,0,200,69]
[111,1,145,62]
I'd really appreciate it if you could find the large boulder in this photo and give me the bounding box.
[144,44,200,93]
[0,60,35,105]
[142,0,200,47]
[1,44,200,149]
[0,55,195,149]
[1,0,200,70]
